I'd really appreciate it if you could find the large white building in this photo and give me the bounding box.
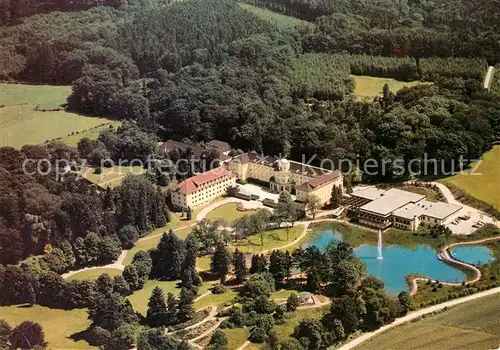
[171,168,236,210]
[350,187,462,231]
[229,152,343,206]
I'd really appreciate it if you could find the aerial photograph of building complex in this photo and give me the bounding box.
[0,0,499,349]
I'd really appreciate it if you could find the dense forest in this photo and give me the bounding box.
[245,0,500,62]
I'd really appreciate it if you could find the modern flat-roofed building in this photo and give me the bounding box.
[229,152,343,206]
[350,187,462,231]
[171,168,236,210]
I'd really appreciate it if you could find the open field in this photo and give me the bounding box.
[0,105,114,148]
[0,305,95,349]
[61,121,121,146]
[352,75,428,99]
[205,203,253,224]
[355,293,500,350]
[66,268,122,281]
[239,3,312,31]
[440,145,500,209]
[0,83,71,109]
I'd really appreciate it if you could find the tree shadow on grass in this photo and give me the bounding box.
[69,326,100,346]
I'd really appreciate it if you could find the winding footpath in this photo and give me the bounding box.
[484,66,495,90]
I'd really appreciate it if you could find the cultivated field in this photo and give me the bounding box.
[440,145,500,209]
[355,293,500,350]
[0,305,94,349]
[239,3,312,30]
[0,105,114,148]
[352,75,427,99]
[0,83,71,109]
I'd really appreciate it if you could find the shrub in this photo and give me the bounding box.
[249,326,267,343]
[212,284,227,294]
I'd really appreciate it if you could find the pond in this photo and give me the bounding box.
[303,230,474,295]
[450,246,495,266]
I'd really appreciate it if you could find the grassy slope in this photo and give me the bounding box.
[239,3,312,31]
[61,122,122,146]
[352,75,428,100]
[0,83,71,108]
[440,145,500,209]
[0,105,113,148]
[0,305,95,349]
[355,293,500,350]
[66,268,123,281]
[83,166,147,188]
[205,203,253,224]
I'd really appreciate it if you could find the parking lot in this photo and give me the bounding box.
[448,207,495,235]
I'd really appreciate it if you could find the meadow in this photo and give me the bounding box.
[82,165,147,188]
[239,3,313,31]
[66,268,123,281]
[0,83,71,109]
[352,75,428,100]
[61,121,121,146]
[440,145,500,209]
[0,105,114,148]
[355,293,500,350]
[0,305,95,349]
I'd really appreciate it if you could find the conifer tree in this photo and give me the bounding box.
[250,254,267,274]
[211,243,232,284]
[165,292,178,325]
[178,287,194,322]
[208,329,228,350]
[151,230,186,280]
[233,248,247,284]
[147,286,167,327]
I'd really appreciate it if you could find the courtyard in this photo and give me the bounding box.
[237,182,297,202]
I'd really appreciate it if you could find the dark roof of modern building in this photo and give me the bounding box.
[206,140,231,153]
[173,168,233,195]
[296,170,343,192]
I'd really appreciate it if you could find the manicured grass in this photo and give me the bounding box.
[355,293,500,350]
[239,3,312,31]
[205,203,253,224]
[196,256,212,272]
[352,75,429,100]
[0,105,115,148]
[83,165,146,188]
[123,226,192,266]
[66,268,122,281]
[61,121,122,146]
[0,305,95,349]
[127,280,181,316]
[230,226,304,254]
[271,289,299,300]
[273,306,329,342]
[223,328,250,350]
[193,290,238,310]
[0,83,71,108]
[440,145,500,209]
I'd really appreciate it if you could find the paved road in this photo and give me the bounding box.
[484,66,495,89]
[338,286,500,350]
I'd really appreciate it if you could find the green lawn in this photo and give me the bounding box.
[83,165,147,188]
[223,328,250,350]
[0,83,71,109]
[66,268,122,281]
[230,226,305,254]
[273,306,329,342]
[206,203,253,224]
[123,226,193,266]
[193,290,238,310]
[239,3,312,31]
[0,305,95,349]
[440,145,500,209]
[0,105,114,148]
[127,280,181,316]
[352,75,429,100]
[355,293,500,350]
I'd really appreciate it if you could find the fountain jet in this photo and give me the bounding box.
[377,229,383,260]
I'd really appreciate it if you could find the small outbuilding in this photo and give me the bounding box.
[298,291,315,306]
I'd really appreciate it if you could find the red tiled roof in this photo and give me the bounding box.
[296,170,342,192]
[174,168,233,195]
